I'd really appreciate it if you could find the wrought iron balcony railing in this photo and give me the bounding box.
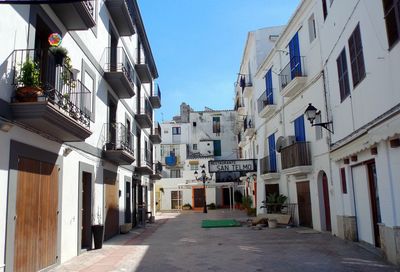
[279,56,306,90]
[243,116,253,132]
[102,47,135,84]
[141,148,153,168]
[11,49,91,128]
[257,89,274,113]
[104,122,134,154]
[280,142,311,170]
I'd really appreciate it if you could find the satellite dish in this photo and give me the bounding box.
[276,136,286,153]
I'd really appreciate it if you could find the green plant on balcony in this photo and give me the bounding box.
[15,59,43,102]
[50,46,68,66]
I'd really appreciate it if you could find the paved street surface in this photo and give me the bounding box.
[52,210,399,272]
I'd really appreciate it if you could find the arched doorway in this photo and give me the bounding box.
[318,171,331,231]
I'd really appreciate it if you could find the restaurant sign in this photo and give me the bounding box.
[208,159,257,173]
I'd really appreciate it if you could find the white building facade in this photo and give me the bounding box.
[155,106,238,211]
[0,1,161,271]
[235,0,400,265]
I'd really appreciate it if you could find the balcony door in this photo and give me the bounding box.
[294,115,306,142]
[110,29,118,72]
[108,97,117,148]
[289,32,301,79]
[268,133,276,172]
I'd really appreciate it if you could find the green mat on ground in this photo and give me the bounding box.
[201,219,241,228]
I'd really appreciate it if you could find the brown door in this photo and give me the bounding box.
[14,157,58,271]
[104,176,119,241]
[193,188,204,209]
[296,181,312,228]
[81,172,92,249]
[367,162,381,247]
[322,174,332,231]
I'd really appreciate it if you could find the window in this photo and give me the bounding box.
[288,32,302,79]
[322,0,328,20]
[308,14,317,42]
[315,114,323,140]
[172,127,181,135]
[294,115,306,142]
[171,191,182,209]
[190,164,198,171]
[383,0,400,48]
[268,134,277,172]
[170,169,181,178]
[348,24,366,87]
[212,117,221,133]
[193,144,197,150]
[213,140,221,156]
[340,167,347,194]
[336,48,351,101]
[265,69,273,105]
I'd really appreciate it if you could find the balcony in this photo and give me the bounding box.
[243,116,255,138]
[135,96,153,128]
[238,133,247,148]
[234,97,245,115]
[239,74,253,98]
[135,61,152,84]
[103,47,135,99]
[10,49,92,142]
[50,1,96,30]
[149,122,162,144]
[105,0,135,36]
[280,142,312,175]
[150,161,163,180]
[279,56,307,97]
[103,123,135,165]
[257,90,277,120]
[149,84,161,109]
[260,156,280,180]
[136,148,153,175]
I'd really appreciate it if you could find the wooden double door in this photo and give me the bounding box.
[14,157,59,271]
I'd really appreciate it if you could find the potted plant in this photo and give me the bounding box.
[91,209,104,249]
[49,46,68,66]
[16,59,43,102]
[265,193,288,213]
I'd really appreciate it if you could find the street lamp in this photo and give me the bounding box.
[304,103,334,133]
[194,166,213,213]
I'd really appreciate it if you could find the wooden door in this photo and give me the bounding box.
[296,181,312,228]
[322,174,332,231]
[14,157,58,272]
[222,188,230,207]
[193,188,204,209]
[104,176,119,241]
[81,172,92,249]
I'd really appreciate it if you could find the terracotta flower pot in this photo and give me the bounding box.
[16,86,43,102]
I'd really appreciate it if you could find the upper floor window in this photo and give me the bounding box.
[170,169,181,178]
[172,127,181,135]
[348,24,366,87]
[212,117,221,133]
[336,48,351,101]
[322,0,328,20]
[308,14,317,42]
[265,69,273,104]
[383,0,400,48]
[193,144,198,150]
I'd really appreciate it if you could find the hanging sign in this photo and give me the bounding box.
[208,159,257,173]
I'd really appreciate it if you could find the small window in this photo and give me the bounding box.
[190,164,198,171]
[340,168,347,194]
[308,14,317,42]
[172,127,181,135]
[336,48,351,101]
[193,122,197,127]
[322,0,328,20]
[170,169,181,178]
[348,24,366,87]
[212,117,221,134]
[383,0,400,48]
[193,144,197,150]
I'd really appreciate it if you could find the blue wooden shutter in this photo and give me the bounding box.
[294,115,306,142]
[213,140,221,156]
[289,32,301,79]
[268,133,277,172]
[265,69,273,105]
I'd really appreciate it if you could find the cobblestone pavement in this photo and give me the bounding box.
[52,210,399,272]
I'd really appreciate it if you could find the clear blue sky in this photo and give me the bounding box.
[137,0,300,122]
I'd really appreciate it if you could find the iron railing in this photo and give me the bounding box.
[243,116,253,132]
[140,95,153,120]
[102,47,135,86]
[234,97,244,111]
[11,49,91,128]
[279,56,306,90]
[104,122,134,154]
[257,89,274,113]
[154,84,161,100]
[259,155,277,174]
[141,148,153,168]
[280,142,311,169]
[83,0,96,17]
[238,74,252,90]
[153,122,161,137]
[154,161,162,175]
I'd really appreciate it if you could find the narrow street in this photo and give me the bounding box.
[53,210,398,272]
